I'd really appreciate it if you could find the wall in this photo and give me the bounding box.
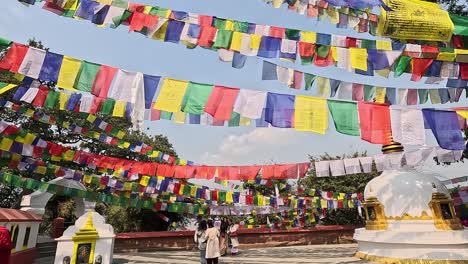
[114,225,359,253]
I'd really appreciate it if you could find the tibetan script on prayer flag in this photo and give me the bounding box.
[377,0,454,42]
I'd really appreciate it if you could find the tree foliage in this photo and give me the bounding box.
[437,0,468,16]
[0,38,183,232]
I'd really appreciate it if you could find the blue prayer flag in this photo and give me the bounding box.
[265,93,295,128]
[422,109,465,150]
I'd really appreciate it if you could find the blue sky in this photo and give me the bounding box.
[2,0,468,179]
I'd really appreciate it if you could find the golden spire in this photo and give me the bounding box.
[381,137,404,154]
[72,212,99,241]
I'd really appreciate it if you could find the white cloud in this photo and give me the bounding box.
[199,128,303,165]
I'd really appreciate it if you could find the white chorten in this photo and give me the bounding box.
[354,165,468,263]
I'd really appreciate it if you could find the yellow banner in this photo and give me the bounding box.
[377,0,454,42]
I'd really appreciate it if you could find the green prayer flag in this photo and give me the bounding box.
[44,91,60,109]
[0,37,12,52]
[39,182,49,192]
[450,14,468,36]
[364,85,375,102]
[315,45,330,58]
[219,191,226,202]
[24,178,37,190]
[111,10,132,28]
[183,185,191,196]
[213,30,233,49]
[285,29,300,40]
[327,100,360,136]
[228,112,240,127]
[182,82,213,114]
[213,18,227,29]
[234,21,249,33]
[74,61,100,92]
[304,73,316,90]
[160,111,173,120]
[418,89,429,104]
[300,56,313,65]
[360,39,376,49]
[100,98,115,115]
[394,56,412,77]
[111,0,128,9]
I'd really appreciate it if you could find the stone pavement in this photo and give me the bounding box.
[112,244,372,264]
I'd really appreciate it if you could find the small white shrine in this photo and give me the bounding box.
[354,142,468,263]
[54,212,115,264]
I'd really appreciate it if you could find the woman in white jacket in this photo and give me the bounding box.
[194,220,208,264]
[228,220,240,256]
[205,219,221,264]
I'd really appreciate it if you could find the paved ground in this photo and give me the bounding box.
[112,244,371,264]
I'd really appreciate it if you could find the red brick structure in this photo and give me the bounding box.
[115,225,359,253]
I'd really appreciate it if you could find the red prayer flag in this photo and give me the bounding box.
[129,12,158,32]
[352,83,364,101]
[358,102,392,145]
[269,27,285,38]
[262,165,274,179]
[346,37,357,48]
[460,63,468,80]
[411,58,433,81]
[0,42,29,72]
[197,26,217,47]
[90,97,104,114]
[274,164,298,179]
[198,15,213,27]
[128,2,146,13]
[407,89,418,105]
[292,71,303,89]
[32,87,49,107]
[313,50,334,67]
[239,166,261,180]
[204,86,240,121]
[92,65,118,98]
[298,42,315,57]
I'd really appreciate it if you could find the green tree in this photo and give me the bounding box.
[0,38,183,231]
[437,0,468,16]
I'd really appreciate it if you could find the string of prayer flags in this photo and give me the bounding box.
[20,0,468,76]
[260,61,468,104]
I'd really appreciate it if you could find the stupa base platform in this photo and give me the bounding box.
[354,228,468,263]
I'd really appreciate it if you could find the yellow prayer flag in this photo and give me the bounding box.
[83,175,92,184]
[24,133,36,144]
[455,49,468,55]
[152,20,168,41]
[123,142,130,148]
[57,56,82,91]
[348,200,354,208]
[239,116,251,126]
[376,40,392,51]
[153,78,189,113]
[250,34,261,50]
[456,110,468,119]
[327,8,339,24]
[225,20,234,31]
[112,101,126,117]
[25,109,35,117]
[291,198,298,208]
[300,31,316,43]
[190,186,197,197]
[95,0,112,4]
[140,175,150,187]
[230,32,242,52]
[11,153,21,161]
[331,46,337,62]
[437,52,456,61]
[316,77,330,98]
[350,48,368,71]
[59,93,71,110]
[36,166,47,175]
[0,84,17,95]
[86,114,96,123]
[51,155,62,162]
[273,0,283,8]
[321,199,328,208]
[63,150,75,161]
[375,68,390,78]
[0,138,13,151]
[116,130,125,139]
[375,87,386,103]
[174,111,186,124]
[226,191,234,203]
[178,159,187,165]
[124,182,132,191]
[143,5,152,14]
[294,96,328,134]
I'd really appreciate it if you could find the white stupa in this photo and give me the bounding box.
[354,142,468,263]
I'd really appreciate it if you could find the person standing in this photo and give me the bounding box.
[228,220,240,256]
[219,218,229,256]
[205,220,221,264]
[194,220,208,264]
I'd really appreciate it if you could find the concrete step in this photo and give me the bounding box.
[36,241,57,259]
[33,256,54,264]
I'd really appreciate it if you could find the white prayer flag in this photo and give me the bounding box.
[315,161,330,177]
[329,160,346,176]
[18,47,46,79]
[390,107,426,145]
[343,158,362,174]
[359,157,373,173]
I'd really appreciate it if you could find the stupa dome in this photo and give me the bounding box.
[364,168,450,219]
